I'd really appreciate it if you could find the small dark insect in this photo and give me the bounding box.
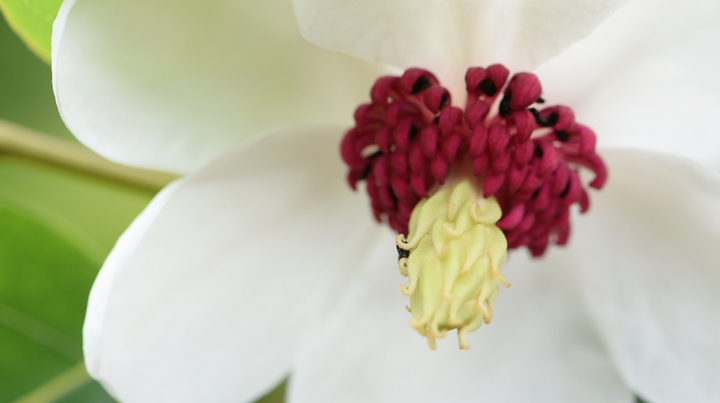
[397,244,410,261]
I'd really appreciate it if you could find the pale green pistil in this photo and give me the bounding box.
[397,178,510,350]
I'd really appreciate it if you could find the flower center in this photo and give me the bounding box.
[397,178,509,350]
[341,64,607,348]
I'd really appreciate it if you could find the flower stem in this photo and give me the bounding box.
[0,119,180,192]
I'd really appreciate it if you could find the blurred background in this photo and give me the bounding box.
[0,6,287,403]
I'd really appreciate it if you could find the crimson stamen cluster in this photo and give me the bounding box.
[341,65,607,257]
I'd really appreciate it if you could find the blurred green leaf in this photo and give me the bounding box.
[0,5,72,140]
[0,157,156,266]
[257,380,286,403]
[54,377,117,403]
[0,202,115,402]
[0,0,63,63]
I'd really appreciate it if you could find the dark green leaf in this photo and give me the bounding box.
[0,203,115,402]
[0,8,73,140]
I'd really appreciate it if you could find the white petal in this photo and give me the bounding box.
[536,0,720,170]
[293,0,629,98]
[83,127,386,403]
[52,0,386,173]
[288,248,632,403]
[568,149,720,402]
[84,179,183,380]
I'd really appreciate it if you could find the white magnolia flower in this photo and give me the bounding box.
[52,0,720,402]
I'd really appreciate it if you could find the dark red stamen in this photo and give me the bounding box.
[341,65,607,257]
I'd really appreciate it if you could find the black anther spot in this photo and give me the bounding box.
[359,166,371,181]
[529,107,542,121]
[397,244,410,260]
[477,79,497,96]
[533,145,543,157]
[560,180,571,198]
[368,150,383,159]
[411,76,432,94]
[530,108,554,127]
[439,93,449,109]
[547,113,559,126]
[433,116,440,125]
[556,130,570,142]
[499,93,512,117]
[536,96,545,104]
[409,125,419,139]
[388,187,398,203]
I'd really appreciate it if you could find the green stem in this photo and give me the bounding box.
[0,119,180,192]
[11,361,91,403]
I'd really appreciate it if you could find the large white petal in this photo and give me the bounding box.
[567,149,720,403]
[84,179,183,381]
[288,248,632,402]
[293,0,628,98]
[83,127,386,403]
[537,0,720,170]
[52,0,386,173]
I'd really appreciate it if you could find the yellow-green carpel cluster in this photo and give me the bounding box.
[396,178,510,350]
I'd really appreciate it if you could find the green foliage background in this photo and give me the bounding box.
[0,0,62,62]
